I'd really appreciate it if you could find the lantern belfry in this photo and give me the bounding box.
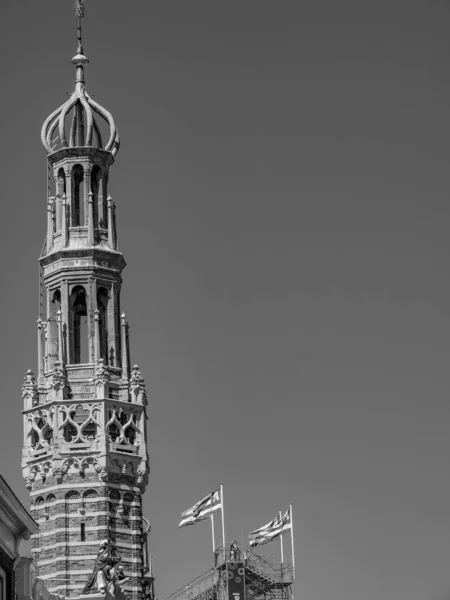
[21,5,151,599]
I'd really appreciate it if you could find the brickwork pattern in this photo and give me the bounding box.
[30,472,145,599]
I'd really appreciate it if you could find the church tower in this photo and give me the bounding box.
[21,4,151,598]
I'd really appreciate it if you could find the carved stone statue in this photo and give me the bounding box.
[108,564,130,600]
[82,540,130,598]
[82,539,111,594]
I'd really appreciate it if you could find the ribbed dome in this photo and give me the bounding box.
[41,50,120,157]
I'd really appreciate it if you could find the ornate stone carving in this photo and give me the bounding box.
[26,408,55,451]
[136,462,148,490]
[106,406,140,446]
[94,463,108,482]
[53,468,64,484]
[40,460,53,482]
[95,358,110,386]
[51,361,66,391]
[22,370,38,405]
[25,472,36,490]
[61,457,81,477]
[129,364,145,393]
[58,403,101,444]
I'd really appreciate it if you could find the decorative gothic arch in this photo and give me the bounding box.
[69,285,88,364]
[57,168,66,196]
[97,287,109,363]
[71,164,85,226]
[91,165,102,228]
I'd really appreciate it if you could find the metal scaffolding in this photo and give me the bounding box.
[166,543,294,600]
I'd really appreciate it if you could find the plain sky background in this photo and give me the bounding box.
[2,1,450,599]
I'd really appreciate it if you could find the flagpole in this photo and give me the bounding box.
[220,483,226,558]
[279,511,284,564]
[290,504,295,579]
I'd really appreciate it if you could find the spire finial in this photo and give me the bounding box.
[74,0,86,53]
[71,0,89,86]
[75,0,86,17]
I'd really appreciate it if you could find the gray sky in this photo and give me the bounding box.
[2,1,450,599]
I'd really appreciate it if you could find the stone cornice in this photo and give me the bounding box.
[0,476,37,537]
[47,147,115,168]
[39,247,126,273]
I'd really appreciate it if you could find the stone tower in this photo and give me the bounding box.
[21,7,150,599]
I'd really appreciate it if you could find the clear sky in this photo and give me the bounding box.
[1,1,450,599]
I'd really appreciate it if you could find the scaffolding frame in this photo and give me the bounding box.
[166,543,294,600]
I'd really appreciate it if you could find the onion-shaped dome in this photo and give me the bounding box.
[41,49,120,157]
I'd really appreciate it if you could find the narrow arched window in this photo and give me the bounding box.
[91,166,102,228]
[70,285,88,364]
[72,164,85,227]
[50,289,61,318]
[97,287,109,362]
[57,168,66,196]
[102,173,108,228]
[65,490,81,521]
[45,494,56,519]
[56,169,67,232]
[47,289,61,364]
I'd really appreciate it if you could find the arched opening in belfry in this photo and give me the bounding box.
[47,289,61,365]
[55,170,67,232]
[50,289,61,319]
[91,166,102,228]
[97,287,109,363]
[71,164,85,227]
[102,173,108,229]
[57,168,66,196]
[70,285,89,364]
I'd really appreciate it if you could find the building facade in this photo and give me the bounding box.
[0,476,37,600]
[21,8,150,599]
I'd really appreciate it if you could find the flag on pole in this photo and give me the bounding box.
[249,508,292,547]
[179,489,222,528]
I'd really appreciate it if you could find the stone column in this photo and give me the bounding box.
[107,195,114,248]
[88,278,94,363]
[84,168,91,226]
[37,319,44,384]
[121,313,128,380]
[51,200,56,234]
[88,191,94,245]
[113,201,117,250]
[57,309,63,365]
[55,194,62,232]
[61,279,69,365]
[98,177,104,226]
[107,282,116,366]
[44,322,48,373]
[94,308,100,365]
[66,170,72,227]
[46,198,54,251]
[61,193,68,246]
[14,556,34,600]
[125,320,131,380]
